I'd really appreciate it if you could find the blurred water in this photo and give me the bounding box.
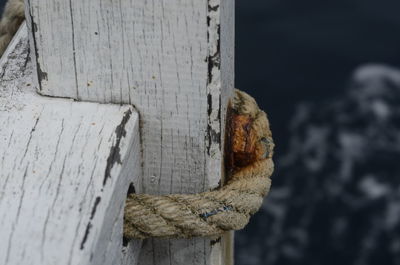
[236,0,400,155]
[236,1,400,264]
[237,64,400,265]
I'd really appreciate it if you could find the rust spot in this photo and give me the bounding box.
[225,104,264,175]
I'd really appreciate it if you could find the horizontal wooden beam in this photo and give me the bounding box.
[0,24,141,265]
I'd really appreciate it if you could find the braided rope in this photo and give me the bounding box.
[0,0,24,57]
[124,90,274,239]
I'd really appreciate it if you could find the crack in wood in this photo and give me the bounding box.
[68,0,79,99]
[90,197,101,220]
[80,196,101,250]
[80,222,92,250]
[26,0,47,90]
[5,165,29,264]
[21,116,40,163]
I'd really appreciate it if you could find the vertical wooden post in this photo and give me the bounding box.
[26,0,234,264]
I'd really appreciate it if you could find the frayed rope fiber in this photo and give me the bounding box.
[0,1,274,240]
[124,90,274,239]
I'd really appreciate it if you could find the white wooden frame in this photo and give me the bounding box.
[0,0,235,263]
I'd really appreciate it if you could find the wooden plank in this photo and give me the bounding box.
[0,24,142,265]
[26,0,235,263]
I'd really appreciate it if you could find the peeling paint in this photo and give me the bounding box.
[103,109,132,186]
[210,237,221,246]
[206,0,222,158]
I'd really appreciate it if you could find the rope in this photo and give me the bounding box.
[0,0,24,57]
[124,90,274,239]
[0,1,275,239]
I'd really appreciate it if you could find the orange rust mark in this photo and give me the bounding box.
[225,105,258,175]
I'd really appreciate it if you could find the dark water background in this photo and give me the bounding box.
[2,1,400,264]
[235,1,400,265]
[236,0,400,154]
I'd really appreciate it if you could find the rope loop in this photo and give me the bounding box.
[124,90,274,239]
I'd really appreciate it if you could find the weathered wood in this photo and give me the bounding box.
[0,24,142,265]
[26,0,235,263]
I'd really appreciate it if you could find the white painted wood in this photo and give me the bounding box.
[0,24,142,265]
[25,0,235,263]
